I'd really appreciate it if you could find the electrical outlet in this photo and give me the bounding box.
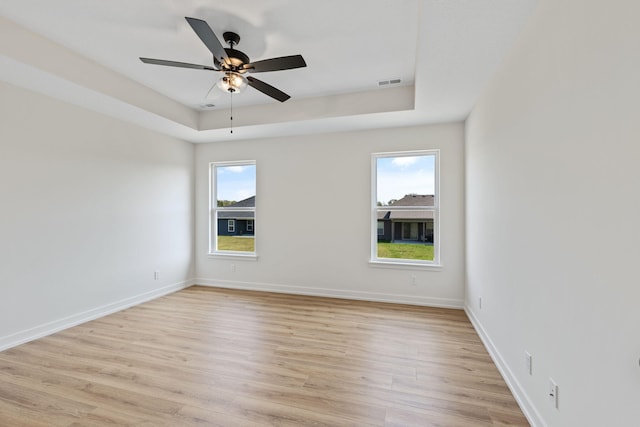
[524,352,532,375]
[478,297,482,309]
[411,275,417,286]
[549,378,559,409]
[154,271,160,280]
[230,264,236,273]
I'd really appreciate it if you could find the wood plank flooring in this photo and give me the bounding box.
[0,286,529,426]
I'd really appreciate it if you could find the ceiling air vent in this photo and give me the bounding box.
[378,78,402,87]
[200,103,216,109]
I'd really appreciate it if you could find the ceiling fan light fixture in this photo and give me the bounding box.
[218,72,247,94]
[141,18,307,103]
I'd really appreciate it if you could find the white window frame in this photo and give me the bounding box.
[370,150,440,267]
[209,160,256,258]
[227,219,236,233]
[247,219,254,232]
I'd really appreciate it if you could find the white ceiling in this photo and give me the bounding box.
[0,0,538,143]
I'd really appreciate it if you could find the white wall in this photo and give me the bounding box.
[465,0,640,425]
[0,82,195,349]
[195,123,465,307]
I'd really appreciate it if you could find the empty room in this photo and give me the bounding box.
[1,0,638,426]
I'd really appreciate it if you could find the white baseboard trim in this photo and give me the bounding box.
[0,279,195,352]
[195,278,464,309]
[465,304,545,427]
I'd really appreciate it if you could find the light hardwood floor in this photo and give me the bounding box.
[0,286,528,426]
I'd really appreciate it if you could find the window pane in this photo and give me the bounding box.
[374,153,437,263]
[216,165,256,207]
[376,216,434,260]
[216,209,255,252]
[376,155,435,206]
[211,162,256,255]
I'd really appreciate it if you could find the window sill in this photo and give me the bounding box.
[369,260,442,271]
[208,252,258,261]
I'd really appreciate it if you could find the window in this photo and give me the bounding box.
[371,151,439,265]
[210,161,256,256]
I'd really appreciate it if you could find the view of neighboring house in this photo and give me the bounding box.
[377,194,434,243]
[217,196,255,236]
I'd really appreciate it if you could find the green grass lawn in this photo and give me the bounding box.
[377,242,434,261]
[217,235,255,252]
[217,237,430,259]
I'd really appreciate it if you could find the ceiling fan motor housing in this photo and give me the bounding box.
[217,31,249,69]
[223,49,250,69]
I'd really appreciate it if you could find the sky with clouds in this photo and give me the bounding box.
[376,154,435,204]
[214,155,434,205]
[215,165,256,202]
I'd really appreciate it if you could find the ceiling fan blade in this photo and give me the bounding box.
[244,55,307,73]
[185,17,228,64]
[246,76,291,102]
[140,57,218,71]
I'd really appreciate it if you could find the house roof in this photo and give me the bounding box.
[227,196,255,208]
[219,212,254,219]
[389,194,434,207]
[377,194,434,220]
[218,196,255,219]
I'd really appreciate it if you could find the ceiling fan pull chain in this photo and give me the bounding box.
[205,80,217,99]
[230,91,233,134]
